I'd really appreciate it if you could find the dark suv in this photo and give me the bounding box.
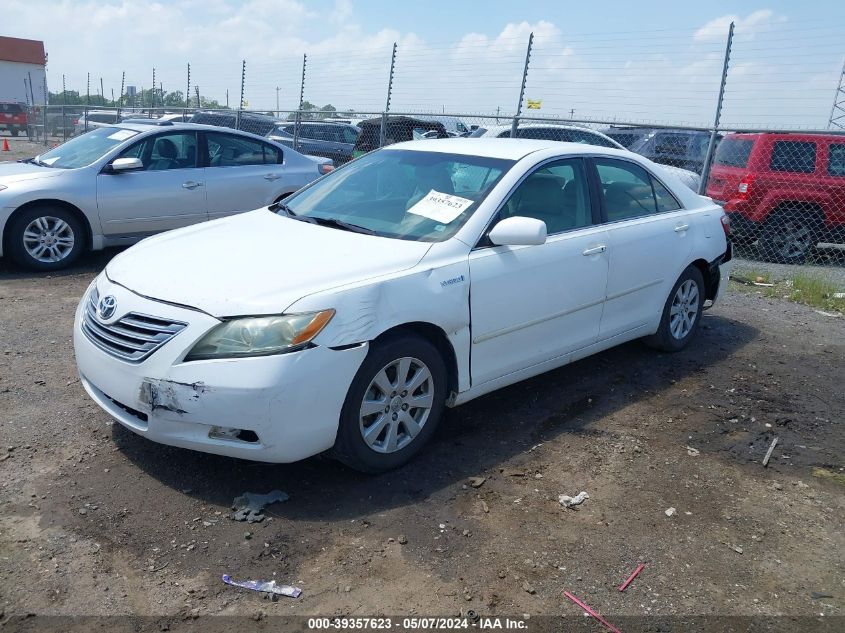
[267,121,360,165]
[0,102,29,137]
[603,127,720,174]
[189,110,278,137]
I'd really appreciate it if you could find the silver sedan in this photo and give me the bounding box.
[0,122,332,270]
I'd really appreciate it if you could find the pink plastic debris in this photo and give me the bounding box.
[618,563,646,592]
[563,591,622,633]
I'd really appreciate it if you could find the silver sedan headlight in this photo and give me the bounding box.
[184,310,335,361]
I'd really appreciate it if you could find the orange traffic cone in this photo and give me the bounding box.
[1,138,9,152]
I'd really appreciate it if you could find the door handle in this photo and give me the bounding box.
[674,223,690,233]
[182,181,203,190]
[263,174,282,181]
[582,245,607,256]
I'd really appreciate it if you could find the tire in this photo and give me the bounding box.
[644,265,705,352]
[758,212,820,265]
[10,127,19,137]
[333,333,447,473]
[7,205,85,271]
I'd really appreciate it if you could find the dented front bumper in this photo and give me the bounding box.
[73,276,368,463]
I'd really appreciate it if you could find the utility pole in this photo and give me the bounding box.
[699,21,734,194]
[511,32,534,138]
[100,77,105,106]
[195,86,201,109]
[828,59,845,130]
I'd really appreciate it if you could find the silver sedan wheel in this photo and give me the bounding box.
[359,356,434,454]
[22,216,75,263]
[669,279,700,340]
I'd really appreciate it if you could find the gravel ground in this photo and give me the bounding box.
[0,251,843,631]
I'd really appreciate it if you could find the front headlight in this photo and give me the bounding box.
[184,310,335,361]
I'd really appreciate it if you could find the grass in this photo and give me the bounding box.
[812,467,845,486]
[730,270,845,314]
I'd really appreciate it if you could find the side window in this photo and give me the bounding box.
[770,141,816,173]
[569,130,616,148]
[596,158,683,221]
[827,144,845,177]
[207,132,278,167]
[342,127,359,144]
[117,132,198,171]
[263,142,283,164]
[654,134,689,156]
[501,159,593,235]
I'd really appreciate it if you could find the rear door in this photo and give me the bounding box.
[96,130,207,237]
[592,157,693,340]
[825,141,845,226]
[204,131,286,219]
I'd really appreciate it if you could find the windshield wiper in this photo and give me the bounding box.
[310,217,376,235]
[270,201,317,224]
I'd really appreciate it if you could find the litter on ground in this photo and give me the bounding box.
[563,591,622,633]
[558,491,589,508]
[618,563,645,592]
[222,574,301,598]
[231,490,289,523]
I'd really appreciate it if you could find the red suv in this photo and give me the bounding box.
[0,102,29,137]
[706,132,845,263]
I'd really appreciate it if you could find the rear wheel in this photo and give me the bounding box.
[9,127,19,137]
[333,333,447,473]
[758,211,820,264]
[644,265,705,352]
[7,205,85,271]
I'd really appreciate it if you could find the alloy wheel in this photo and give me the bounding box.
[22,216,75,263]
[669,279,699,340]
[359,356,434,454]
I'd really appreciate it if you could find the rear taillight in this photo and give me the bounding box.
[319,163,334,175]
[736,174,754,199]
[720,213,731,237]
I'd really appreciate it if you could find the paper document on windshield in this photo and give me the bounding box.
[407,190,474,224]
[107,130,137,141]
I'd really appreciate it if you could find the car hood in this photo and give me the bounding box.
[106,209,433,317]
[0,162,68,183]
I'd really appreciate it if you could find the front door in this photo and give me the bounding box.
[96,131,206,237]
[469,158,609,385]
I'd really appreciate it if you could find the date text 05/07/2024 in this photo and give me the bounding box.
[306,617,528,630]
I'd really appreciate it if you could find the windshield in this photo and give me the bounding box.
[35,127,138,169]
[283,149,514,242]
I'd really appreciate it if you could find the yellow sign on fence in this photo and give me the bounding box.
[526,99,542,109]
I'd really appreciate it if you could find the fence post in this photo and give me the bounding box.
[511,32,534,138]
[61,104,66,142]
[152,67,156,116]
[379,42,398,148]
[118,71,125,118]
[294,53,307,151]
[237,59,246,130]
[699,22,734,194]
[186,63,191,112]
[42,104,47,146]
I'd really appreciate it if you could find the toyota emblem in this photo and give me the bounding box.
[97,295,117,320]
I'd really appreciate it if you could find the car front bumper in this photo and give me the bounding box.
[74,276,369,463]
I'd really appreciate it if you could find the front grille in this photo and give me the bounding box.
[82,288,187,362]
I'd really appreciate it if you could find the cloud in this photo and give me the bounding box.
[694,9,786,42]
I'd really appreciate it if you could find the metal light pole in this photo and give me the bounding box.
[511,32,534,138]
[699,22,734,194]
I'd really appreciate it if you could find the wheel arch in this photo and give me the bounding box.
[3,199,93,254]
[372,321,460,399]
[689,258,716,301]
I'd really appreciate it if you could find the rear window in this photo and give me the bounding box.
[0,103,23,114]
[828,144,845,177]
[714,138,754,168]
[770,140,816,173]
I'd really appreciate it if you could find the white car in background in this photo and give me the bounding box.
[0,121,332,270]
[471,123,702,191]
[74,138,731,473]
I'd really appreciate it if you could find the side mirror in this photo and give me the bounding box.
[109,157,143,172]
[488,216,547,246]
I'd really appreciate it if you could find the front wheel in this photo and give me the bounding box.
[7,206,85,271]
[333,333,447,473]
[644,265,705,352]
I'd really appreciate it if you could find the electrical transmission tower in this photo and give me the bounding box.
[829,60,845,130]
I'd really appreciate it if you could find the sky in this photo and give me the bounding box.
[6,0,845,128]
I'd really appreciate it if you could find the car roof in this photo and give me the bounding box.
[113,121,277,141]
[386,137,632,160]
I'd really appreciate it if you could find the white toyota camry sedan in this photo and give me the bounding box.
[74,138,732,472]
